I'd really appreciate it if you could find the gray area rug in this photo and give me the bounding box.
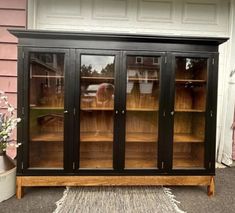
[53,187,186,213]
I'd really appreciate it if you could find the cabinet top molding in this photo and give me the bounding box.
[9,29,228,45]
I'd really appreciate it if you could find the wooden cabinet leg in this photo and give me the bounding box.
[207,176,215,196]
[16,177,23,199]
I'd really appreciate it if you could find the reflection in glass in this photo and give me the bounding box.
[125,56,160,169]
[29,52,65,168]
[79,55,115,169]
[175,58,207,80]
[81,55,115,77]
[173,57,207,169]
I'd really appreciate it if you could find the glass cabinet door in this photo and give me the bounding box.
[79,54,117,169]
[173,56,208,169]
[125,55,161,169]
[28,52,66,169]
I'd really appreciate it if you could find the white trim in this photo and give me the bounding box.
[217,0,235,164]
[27,0,37,29]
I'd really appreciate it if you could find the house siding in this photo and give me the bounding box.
[0,0,27,108]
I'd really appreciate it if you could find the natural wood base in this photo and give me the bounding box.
[16,175,214,199]
[207,176,215,196]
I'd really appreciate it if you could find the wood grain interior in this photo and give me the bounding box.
[125,111,158,168]
[174,113,205,137]
[173,111,205,168]
[80,143,113,168]
[125,143,157,168]
[29,142,63,168]
[28,56,207,170]
[126,112,158,134]
[30,54,65,108]
[80,110,114,168]
[173,143,204,168]
[173,57,206,168]
[126,94,158,110]
[80,111,113,133]
[175,84,206,111]
[126,70,159,110]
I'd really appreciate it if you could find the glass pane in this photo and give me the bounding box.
[29,52,65,168]
[173,57,207,169]
[125,56,160,169]
[80,55,115,169]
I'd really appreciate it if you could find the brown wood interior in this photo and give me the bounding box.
[29,53,65,168]
[173,112,205,168]
[29,142,63,168]
[80,143,113,168]
[30,54,65,108]
[173,57,207,168]
[175,85,206,110]
[125,143,158,168]
[125,111,158,168]
[29,55,207,170]
[173,143,204,168]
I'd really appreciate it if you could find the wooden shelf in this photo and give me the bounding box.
[173,157,203,168]
[80,159,113,168]
[80,132,157,142]
[175,109,205,112]
[81,107,158,111]
[128,77,159,81]
[31,133,202,143]
[175,79,206,83]
[80,132,113,142]
[174,133,204,143]
[81,107,113,111]
[31,133,63,142]
[127,108,158,111]
[30,132,158,143]
[30,106,64,110]
[125,159,157,168]
[31,75,64,78]
[81,76,159,82]
[29,162,63,168]
[79,159,157,169]
[126,133,157,142]
[81,76,114,81]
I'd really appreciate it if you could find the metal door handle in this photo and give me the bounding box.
[64,110,68,114]
[115,110,119,114]
[121,110,125,114]
[170,111,174,115]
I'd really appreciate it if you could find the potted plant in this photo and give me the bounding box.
[0,91,21,202]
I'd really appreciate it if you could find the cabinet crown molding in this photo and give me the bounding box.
[9,29,228,45]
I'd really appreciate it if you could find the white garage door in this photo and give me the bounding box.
[29,0,229,36]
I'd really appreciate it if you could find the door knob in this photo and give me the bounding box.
[170,111,174,115]
[115,110,119,114]
[64,110,68,114]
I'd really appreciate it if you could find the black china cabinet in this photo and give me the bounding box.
[9,29,227,198]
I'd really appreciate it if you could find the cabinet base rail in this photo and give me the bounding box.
[16,175,215,199]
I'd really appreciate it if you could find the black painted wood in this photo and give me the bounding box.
[20,48,70,175]
[16,46,24,175]
[13,29,227,176]
[9,29,227,45]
